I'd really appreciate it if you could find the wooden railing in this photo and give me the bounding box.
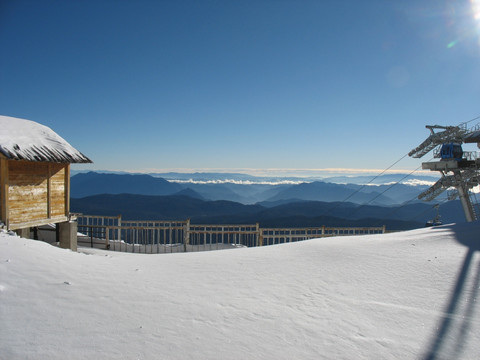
[76,215,386,253]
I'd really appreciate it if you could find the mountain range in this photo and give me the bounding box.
[71,171,438,205]
[69,171,465,230]
[71,193,466,230]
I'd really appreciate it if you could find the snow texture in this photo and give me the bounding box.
[0,222,479,359]
[0,115,91,163]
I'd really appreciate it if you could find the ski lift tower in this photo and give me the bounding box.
[409,124,480,222]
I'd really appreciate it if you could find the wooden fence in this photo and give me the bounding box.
[76,215,386,253]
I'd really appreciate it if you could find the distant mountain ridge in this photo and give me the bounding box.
[70,171,465,230]
[71,170,439,185]
[71,171,436,206]
[265,181,393,205]
[71,193,466,230]
[71,193,263,221]
[71,172,183,198]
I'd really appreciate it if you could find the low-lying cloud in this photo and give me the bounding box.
[168,179,307,185]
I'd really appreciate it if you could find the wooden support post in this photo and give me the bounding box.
[59,220,77,251]
[15,227,31,238]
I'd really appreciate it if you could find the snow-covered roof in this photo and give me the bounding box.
[0,115,92,163]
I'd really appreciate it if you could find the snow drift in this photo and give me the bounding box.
[1,222,479,359]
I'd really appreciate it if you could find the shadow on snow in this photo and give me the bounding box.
[422,223,480,360]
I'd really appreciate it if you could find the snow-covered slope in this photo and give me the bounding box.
[1,223,479,359]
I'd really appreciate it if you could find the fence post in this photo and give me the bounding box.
[256,223,263,247]
[184,219,191,252]
[117,215,122,242]
[90,226,93,248]
[106,226,110,250]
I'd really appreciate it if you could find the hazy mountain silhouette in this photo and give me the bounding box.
[71,194,263,221]
[265,181,395,204]
[69,193,467,230]
[173,188,205,200]
[71,172,182,198]
[71,172,435,205]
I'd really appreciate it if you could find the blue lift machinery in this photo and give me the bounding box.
[409,124,480,223]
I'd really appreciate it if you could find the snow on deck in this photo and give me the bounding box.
[0,222,479,359]
[0,115,91,163]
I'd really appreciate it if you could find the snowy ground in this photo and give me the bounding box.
[1,223,479,360]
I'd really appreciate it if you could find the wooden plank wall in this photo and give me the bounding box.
[50,164,66,217]
[0,158,8,223]
[6,160,68,227]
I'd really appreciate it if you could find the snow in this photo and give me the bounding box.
[1,223,479,359]
[0,115,91,163]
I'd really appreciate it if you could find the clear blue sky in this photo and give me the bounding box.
[1,0,479,177]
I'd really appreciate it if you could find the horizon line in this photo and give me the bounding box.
[75,167,435,177]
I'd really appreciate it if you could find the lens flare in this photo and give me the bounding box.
[447,39,459,48]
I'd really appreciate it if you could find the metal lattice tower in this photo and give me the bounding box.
[409,124,480,222]
[408,125,468,158]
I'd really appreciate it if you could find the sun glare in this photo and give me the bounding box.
[471,0,480,32]
[472,0,480,19]
[444,0,480,49]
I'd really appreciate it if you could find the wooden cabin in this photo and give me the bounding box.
[0,115,92,249]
